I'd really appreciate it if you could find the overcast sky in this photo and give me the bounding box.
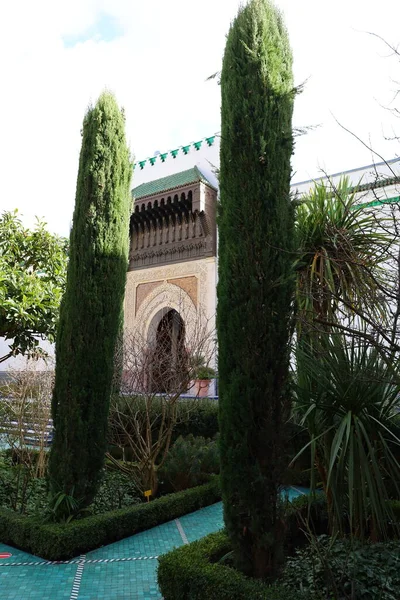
[0,0,399,237]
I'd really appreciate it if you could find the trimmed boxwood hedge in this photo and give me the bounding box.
[157,530,308,600]
[157,494,330,600]
[0,477,221,560]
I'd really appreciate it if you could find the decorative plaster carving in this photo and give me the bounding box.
[125,259,211,335]
[136,281,162,315]
[168,276,198,307]
[133,281,198,343]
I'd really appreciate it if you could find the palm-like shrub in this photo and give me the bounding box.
[295,178,390,334]
[294,334,400,540]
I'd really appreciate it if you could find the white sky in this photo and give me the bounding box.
[0,0,399,237]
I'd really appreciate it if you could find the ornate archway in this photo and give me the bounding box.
[132,281,198,344]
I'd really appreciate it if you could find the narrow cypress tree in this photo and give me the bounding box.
[217,0,294,580]
[49,92,132,508]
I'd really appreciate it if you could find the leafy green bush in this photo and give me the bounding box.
[91,471,141,513]
[158,531,308,599]
[160,435,220,492]
[0,477,221,560]
[282,535,400,600]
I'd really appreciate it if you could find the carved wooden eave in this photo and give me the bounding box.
[129,179,217,270]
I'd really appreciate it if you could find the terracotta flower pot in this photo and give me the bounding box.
[194,379,210,398]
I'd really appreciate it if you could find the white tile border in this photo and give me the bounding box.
[69,555,86,600]
[174,518,189,545]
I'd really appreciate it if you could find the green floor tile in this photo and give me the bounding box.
[79,560,161,600]
[87,519,182,560]
[178,502,224,543]
[0,563,76,600]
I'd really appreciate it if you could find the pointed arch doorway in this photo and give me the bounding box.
[149,309,188,393]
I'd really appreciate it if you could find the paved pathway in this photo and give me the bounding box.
[0,487,305,599]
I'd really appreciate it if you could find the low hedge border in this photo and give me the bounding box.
[0,476,221,560]
[157,530,308,600]
[157,494,329,600]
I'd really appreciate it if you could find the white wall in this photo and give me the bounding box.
[0,338,55,374]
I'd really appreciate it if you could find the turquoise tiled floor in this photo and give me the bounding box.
[86,519,183,560]
[0,563,77,600]
[179,502,224,544]
[0,487,305,599]
[78,561,160,600]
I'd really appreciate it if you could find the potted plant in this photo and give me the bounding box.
[193,363,216,398]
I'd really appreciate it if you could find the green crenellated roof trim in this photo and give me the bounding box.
[134,135,217,171]
[132,166,217,200]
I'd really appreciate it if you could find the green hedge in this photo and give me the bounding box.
[174,400,219,440]
[157,530,308,600]
[108,398,220,462]
[0,477,221,560]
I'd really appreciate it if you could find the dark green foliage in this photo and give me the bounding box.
[0,461,140,517]
[108,398,308,487]
[160,435,220,492]
[173,400,219,439]
[283,494,328,555]
[48,491,81,523]
[389,500,400,521]
[91,471,141,513]
[0,478,221,560]
[157,531,307,600]
[218,0,294,578]
[284,494,400,555]
[108,400,310,488]
[282,536,400,600]
[49,92,132,508]
[0,456,48,515]
[281,422,310,487]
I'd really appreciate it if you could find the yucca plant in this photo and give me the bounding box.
[295,177,390,336]
[294,333,400,541]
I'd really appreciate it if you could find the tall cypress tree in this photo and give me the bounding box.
[217,0,294,580]
[49,92,132,508]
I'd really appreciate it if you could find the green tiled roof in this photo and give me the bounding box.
[132,166,216,200]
